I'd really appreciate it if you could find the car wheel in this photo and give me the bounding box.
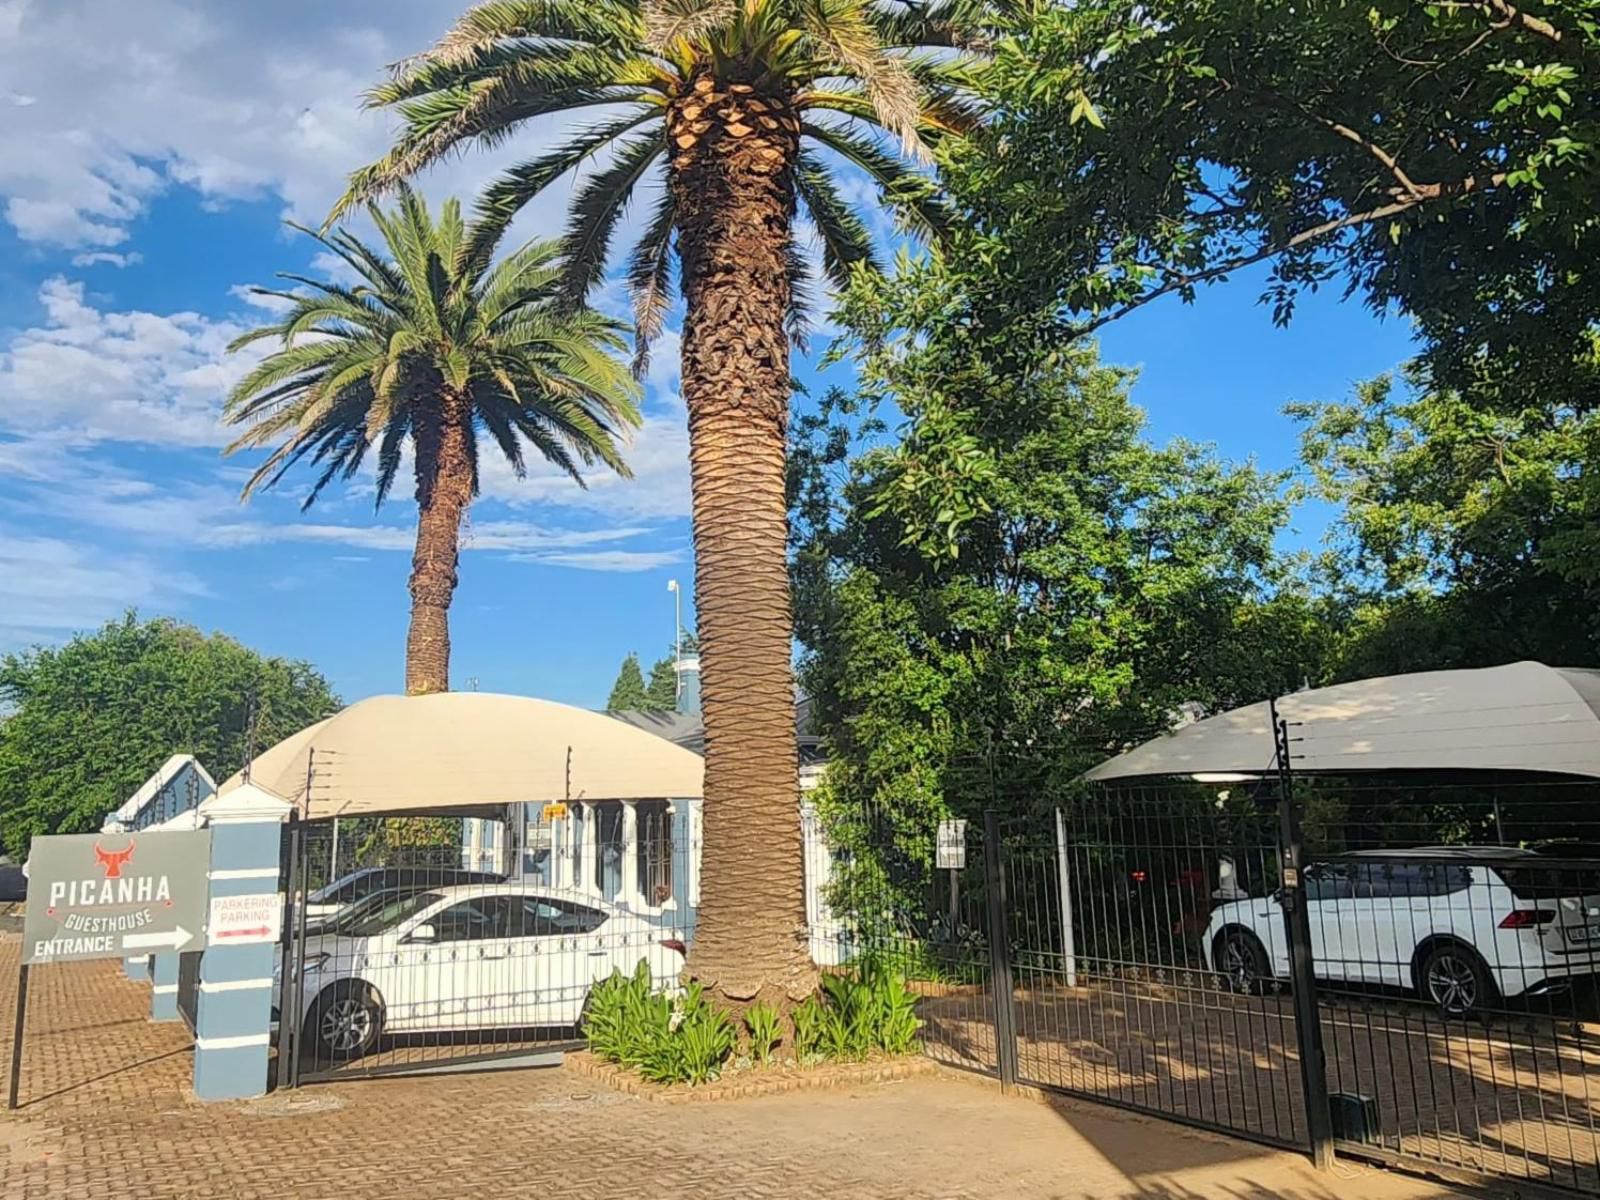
[1415,942,1494,1018]
[1214,927,1271,995]
[305,980,384,1064]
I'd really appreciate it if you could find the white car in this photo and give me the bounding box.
[276,884,685,1062]
[1202,847,1600,1015]
[302,867,506,922]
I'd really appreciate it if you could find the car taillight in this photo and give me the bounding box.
[1499,909,1556,929]
[660,938,687,955]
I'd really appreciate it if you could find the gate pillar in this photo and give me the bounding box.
[192,783,290,1101]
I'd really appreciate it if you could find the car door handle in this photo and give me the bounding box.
[479,948,507,960]
[587,950,607,958]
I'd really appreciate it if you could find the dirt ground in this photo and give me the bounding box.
[0,941,1477,1200]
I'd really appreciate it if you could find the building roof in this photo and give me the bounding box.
[1084,661,1600,783]
[609,691,822,761]
[213,692,705,819]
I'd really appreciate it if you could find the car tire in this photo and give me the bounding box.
[1414,941,1495,1018]
[304,980,384,1065]
[1213,927,1272,995]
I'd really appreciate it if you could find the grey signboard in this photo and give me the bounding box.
[21,830,211,965]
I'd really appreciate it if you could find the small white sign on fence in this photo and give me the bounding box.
[936,819,967,870]
[207,892,283,946]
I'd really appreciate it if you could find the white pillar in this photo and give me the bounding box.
[579,802,598,896]
[620,801,641,909]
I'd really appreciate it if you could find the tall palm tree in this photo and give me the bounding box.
[333,0,988,1004]
[225,189,640,695]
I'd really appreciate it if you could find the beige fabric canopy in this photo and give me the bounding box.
[212,692,704,819]
[1084,661,1600,783]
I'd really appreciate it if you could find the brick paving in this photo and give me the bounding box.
[0,938,1469,1200]
[922,975,1600,1195]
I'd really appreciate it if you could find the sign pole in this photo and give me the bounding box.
[7,963,28,1110]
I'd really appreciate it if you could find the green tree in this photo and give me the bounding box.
[939,0,1600,410]
[334,0,994,1004]
[606,653,651,711]
[1292,368,1600,676]
[0,614,340,858]
[224,189,639,696]
[645,651,680,711]
[793,322,1301,910]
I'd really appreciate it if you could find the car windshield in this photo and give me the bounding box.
[330,890,442,937]
[309,870,378,905]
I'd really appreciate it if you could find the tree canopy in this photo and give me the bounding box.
[606,653,650,711]
[0,614,340,858]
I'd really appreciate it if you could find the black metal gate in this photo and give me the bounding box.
[905,766,1600,1196]
[275,808,699,1085]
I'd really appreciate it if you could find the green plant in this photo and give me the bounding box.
[745,1002,782,1065]
[792,995,829,1062]
[585,966,735,1086]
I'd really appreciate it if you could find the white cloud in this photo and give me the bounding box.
[228,283,297,313]
[513,548,686,572]
[0,277,253,445]
[0,528,207,650]
[70,250,142,268]
[0,0,591,250]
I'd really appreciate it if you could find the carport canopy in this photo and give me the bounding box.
[1083,661,1600,783]
[209,691,704,820]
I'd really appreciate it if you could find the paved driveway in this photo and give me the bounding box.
[0,941,1465,1200]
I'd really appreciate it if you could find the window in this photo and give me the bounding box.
[1305,865,1353,902]
[337,891,442,937]
[430,897,513,943]
[1347,862,1472,899]
[506,896,607,937]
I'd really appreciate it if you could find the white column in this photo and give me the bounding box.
[579,802,598,896]
[620,800,641,909]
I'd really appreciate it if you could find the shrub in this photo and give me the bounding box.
[745,1001,782,1064]
[583,963,735,1086]
[794,957,924,1062]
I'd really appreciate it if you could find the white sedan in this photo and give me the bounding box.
[276,884,685,1062]
[1202,847,1600,1015]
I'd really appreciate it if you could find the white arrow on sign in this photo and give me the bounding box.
[122,925,194,952]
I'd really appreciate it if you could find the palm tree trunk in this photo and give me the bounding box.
[405,390,473,695]
[669,78,816,1005]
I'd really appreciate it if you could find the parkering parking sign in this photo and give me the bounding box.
[21,830,211,965]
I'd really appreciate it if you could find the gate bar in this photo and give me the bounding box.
[6,963,28,1109]
[983,810,1020,1089]
[1272,700,1335,1169]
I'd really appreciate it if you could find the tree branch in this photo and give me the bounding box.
[1073,171,1507,336]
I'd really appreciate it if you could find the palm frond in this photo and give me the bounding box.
[624,186,678,377]
[795,150,878,289]
[800,119,950,240]
[559,130,668,306]
[642,0,735,53]
[793,0,926,160]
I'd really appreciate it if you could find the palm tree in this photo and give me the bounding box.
[224,189,640,695]
[333,0,988,1004]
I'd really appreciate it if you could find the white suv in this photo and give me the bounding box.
[1202,847,1600,1015]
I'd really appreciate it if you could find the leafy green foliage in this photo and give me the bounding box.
[644,652,679,712]
[940,0,1600,413]
[745,1001,783,1064]
[0,613,339,858]
[1291,367,1600,674]
[583,962,736,1086]
[795,959,924,1061]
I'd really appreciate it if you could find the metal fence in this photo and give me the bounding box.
[881,766,1600,1197]
[276,810,702,1085]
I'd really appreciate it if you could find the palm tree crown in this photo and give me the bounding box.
[334,0,987,367]
[224,189,640,693]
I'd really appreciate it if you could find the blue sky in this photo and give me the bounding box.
[0,0,1419,708]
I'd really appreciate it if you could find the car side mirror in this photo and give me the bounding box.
[406,923,437,944]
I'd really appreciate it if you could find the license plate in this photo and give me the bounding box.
[1566,923,1600,943]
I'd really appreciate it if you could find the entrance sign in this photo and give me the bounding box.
[936,820,967,870]
[21,830,211,965]
[208,891,283,946]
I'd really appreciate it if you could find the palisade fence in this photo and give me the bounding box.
[829,726,1600,1198]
